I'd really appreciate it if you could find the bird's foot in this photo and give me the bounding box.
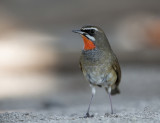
[82,113,94,118]
[105,113,110,117]
[105,113,118,118]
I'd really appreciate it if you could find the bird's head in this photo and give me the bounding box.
[73,25,109,50]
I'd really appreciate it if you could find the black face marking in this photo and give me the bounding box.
[81,28,96,36]
[90,29,95,35]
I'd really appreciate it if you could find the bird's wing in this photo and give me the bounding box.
[112,56,121,87]
[110,55,121,95]
[79,61,83,72]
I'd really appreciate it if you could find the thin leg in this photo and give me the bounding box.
[84,87,95,118]
[108,87,113,114]
[85,94,93,117]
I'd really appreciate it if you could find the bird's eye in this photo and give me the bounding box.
[90,29,95,34]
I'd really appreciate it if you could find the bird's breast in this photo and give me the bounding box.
[83,65,107,85]
[80,49,114,86]
[81,49,105,64]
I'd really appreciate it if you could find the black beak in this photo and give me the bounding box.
[72,30,85,35]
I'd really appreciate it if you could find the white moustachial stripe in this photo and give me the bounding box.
[85,34,95,41]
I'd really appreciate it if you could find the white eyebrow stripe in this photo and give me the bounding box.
[85,34,95,41]
[82,27,98,31]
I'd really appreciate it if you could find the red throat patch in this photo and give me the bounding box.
[81,35,96,50]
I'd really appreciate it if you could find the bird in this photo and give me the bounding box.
[72,25,121,118]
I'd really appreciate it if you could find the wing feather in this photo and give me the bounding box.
[111,55,121,95]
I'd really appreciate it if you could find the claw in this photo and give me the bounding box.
[83,113,94,118]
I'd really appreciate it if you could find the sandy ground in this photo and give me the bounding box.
[0,100,160,123]
[0,64,160,123]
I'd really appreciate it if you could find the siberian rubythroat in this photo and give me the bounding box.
[73,25,121,118]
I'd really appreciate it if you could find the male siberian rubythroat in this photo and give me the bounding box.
[72,25,121,118]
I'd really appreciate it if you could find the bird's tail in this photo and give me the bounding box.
[111,87,120,95]
[106,87,120,95]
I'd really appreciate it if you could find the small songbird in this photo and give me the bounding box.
[72,25,121,118]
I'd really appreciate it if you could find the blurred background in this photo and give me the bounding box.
[0,0,160,112]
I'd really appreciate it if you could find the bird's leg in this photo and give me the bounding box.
[84,94,94,118]
[84,86,95,118]
[108,87,113,114]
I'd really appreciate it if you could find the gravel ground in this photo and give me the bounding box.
[0,64,160,123]
[1,102,160,123]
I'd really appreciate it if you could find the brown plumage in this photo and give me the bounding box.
[73,25,121,118]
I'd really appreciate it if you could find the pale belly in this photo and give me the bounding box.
[89,72,104,84]
[83,65,117,87]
